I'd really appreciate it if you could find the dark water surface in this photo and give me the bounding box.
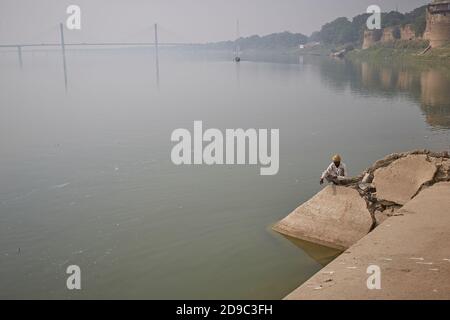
[1,49,449,299]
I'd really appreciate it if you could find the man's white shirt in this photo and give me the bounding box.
[321,162,347,180]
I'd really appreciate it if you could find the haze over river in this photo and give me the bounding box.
[1,48,449,299]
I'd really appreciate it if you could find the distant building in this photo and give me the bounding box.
[400,24,417,41]
[363,1,450,49]
[304,42,321,49]
[423,0,450,47]
[381,26,401,42]
[362,30,382,49]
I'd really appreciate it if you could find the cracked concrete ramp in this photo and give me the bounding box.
[373,155,437,205]
[273,185,373,250]
[285,182,450,300]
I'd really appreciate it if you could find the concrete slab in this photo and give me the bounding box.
[273,185,373,250]
[373,155,437,205]
[284,182,450,300]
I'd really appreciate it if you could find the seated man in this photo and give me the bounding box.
[320,154,347,185]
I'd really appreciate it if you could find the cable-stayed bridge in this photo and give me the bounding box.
[0,23,201,91]
[0,23,198,49]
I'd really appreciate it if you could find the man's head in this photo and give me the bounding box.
[332,154,342,167]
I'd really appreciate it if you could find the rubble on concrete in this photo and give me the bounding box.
[372,155,437,205]
[273,150,450,249]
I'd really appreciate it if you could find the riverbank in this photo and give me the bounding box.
[285,181,450,299]
[346,42,450,72]
[275,150,450,299]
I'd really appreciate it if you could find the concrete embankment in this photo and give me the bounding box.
[273,185,373,250]
[285,182,450,300]
[274,150,450,299]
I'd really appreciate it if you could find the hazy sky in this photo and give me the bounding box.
[0,0,429,44]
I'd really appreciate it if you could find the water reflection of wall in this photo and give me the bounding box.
[312,56,450,129]
[396,71,415,91]
[421,70,450,128]
[359,63,423,95]
[380,68,394,89]
[361,64,450,129]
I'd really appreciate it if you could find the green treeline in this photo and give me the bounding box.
[311,6,427,46]
[204,5,427,51]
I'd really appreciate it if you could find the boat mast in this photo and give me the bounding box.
[235,19,240,58]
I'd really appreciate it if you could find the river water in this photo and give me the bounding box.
[1,49,449,299]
